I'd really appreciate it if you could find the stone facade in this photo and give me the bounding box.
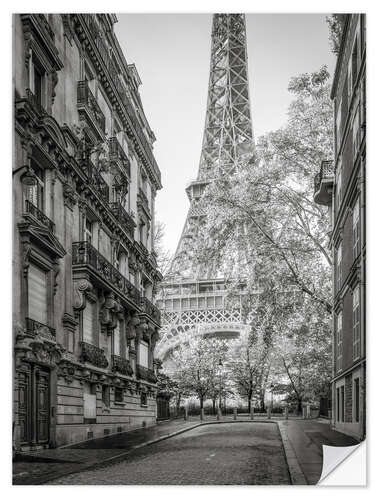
[13,14,163,450]
[314,14,366,440]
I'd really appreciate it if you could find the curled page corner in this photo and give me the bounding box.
[318,441,366,485]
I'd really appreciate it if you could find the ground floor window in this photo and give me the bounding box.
[336,384,345,422]
[102,385,110,408]
[114,387,123,403]
[353,377,360,423]
[140,392,147,406]
[83,382,97,423]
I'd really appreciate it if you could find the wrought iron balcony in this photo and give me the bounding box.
[80,158,109,203]
[24,200,55,233]
[136,364,157,384]
[110,202,136,239]
[80,341,108,368]
[141,296,161,325]
[72,241,142,306]
[77,80,106,136]
[25,317,56,338]
[314,160,334,206]
[109,137,131,178]
[111,355,133,376]
[25,88,46,117]
[79,14,161,186]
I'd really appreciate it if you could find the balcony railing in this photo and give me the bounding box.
[25,317,56,338]
[77,80,106,134]
[80,341,108,368]
[109,202,136,239]
[314,160,334,206]
[80,158,109,203]
[111,355,133,376]
[141,296,161,325]
[24,200,55,233]
[72,241,141,306]
[136,364,157,384]
[80,14,161,185]
[109,137,131,178]
[25,88,46,116]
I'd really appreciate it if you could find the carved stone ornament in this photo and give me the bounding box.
[63,182,77,209]
[73,279,93,311]
[99,292,121,329]
[126,313,140,341]
[14,326,64,368]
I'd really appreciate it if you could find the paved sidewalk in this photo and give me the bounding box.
[278,419,359,485]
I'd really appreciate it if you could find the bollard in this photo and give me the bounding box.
[200,409,204,421]
[184,407,188,421]
[267,406,271,419]
[285,406,289,420]
[234,408,237,420]
[250,407,254,420]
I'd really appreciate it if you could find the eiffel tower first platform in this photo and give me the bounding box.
[156,14,254,362]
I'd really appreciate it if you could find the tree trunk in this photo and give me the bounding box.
[248,395,251,413]
[176,392,181,414]
[297,397,303,415]
[212,398,216,415]
[199,395,204,410]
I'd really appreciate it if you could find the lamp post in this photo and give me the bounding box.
[218,357,223,420]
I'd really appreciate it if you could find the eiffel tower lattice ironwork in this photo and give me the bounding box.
[156,14,253,361]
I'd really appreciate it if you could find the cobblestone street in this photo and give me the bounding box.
[49,422,291,485]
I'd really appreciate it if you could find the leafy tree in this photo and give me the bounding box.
[154,220,173,277]
[326,14,345,54]
[227,330,268,412]
[165,336,227,410]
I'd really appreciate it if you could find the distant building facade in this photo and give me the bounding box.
[314,14,366,440]
[13,14,162,450]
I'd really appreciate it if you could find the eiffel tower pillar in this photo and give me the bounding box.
[156,14,253,362]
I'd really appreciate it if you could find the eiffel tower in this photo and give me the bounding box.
[156,14,253,361]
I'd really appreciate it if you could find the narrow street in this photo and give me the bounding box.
[49,423,291,485]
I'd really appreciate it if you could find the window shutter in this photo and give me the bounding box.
[83,301,95,344]
[139,341,149,367]
[28,264,47,324]
[113,323,120,355]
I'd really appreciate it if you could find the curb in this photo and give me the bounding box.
[277,421,308,485]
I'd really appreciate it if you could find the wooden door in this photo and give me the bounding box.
[18,369,32,445]
[35,368,50,444]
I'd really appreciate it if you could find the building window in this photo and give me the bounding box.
[353,286,360,360]
[102,385,110,408]
[353,377,360,423]
[336,387,340,421]
[83,382,97,423]
[139,341,149,368]
[31,56,46,109]
[353,197,360,260]
[82,300,95,344]
[351,38,358,90]
[28,263,48,325]
[340,386,345,422]
[23,162,44,211]
[353,106,361,157]
[84,218,93,244]
[337,312,343,372]
[140,392,147,406]
[336,164,342,208]
[113,322,121,356]
[114,387,123,403]
[335,100,342,153]
[336,243,342,291]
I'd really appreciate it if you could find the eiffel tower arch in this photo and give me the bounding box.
[156,14,254,362]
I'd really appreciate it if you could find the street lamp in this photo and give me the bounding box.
[270,383,275,413]
[218,357,223,419]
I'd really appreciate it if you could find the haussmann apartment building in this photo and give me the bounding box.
[314,13,366,440]
[13,14,163,450]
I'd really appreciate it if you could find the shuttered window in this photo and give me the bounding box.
[337,312,343,372]
[353,286,360,360]
[113,323,121,356]
[28,264,47,324]
[82,301,95,344]
[353,198,360,260]
[139,341,149,367]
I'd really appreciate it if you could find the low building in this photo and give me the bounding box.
[314,14,366,440]
[13,14,162,450]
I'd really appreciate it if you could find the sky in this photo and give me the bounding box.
[115,14,336,256]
